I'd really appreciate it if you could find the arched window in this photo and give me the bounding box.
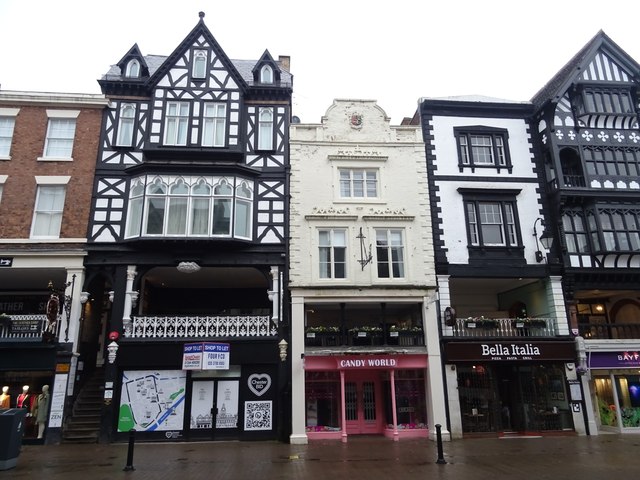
[145,178,167,235]
[234,181,253,239]
[167,179,189,235]
[260,65,273,84]
[116,104,135,147]
[193,50,207,79]
[258,107,273,150]
[125,59,140,78]
[213,180,233,235]
[125,176,254,240]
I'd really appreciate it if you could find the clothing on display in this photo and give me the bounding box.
[0,386,9,409]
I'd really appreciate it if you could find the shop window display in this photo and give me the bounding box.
[457,364,572,433]
[596,374,640,429]
[383,370,427,430]
[0,371,54,440]
[305,372,340,432]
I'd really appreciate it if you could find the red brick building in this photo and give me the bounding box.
[0,90,106,444]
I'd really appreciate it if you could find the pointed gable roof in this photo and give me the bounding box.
[531,30,640,112]
[146,11,248,91]
[251,49,282,83]
[116,43,149,78]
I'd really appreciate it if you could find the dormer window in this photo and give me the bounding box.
[260,65,273,84]
[125,59,140,78]
[193,50,207,79]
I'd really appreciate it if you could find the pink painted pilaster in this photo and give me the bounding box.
[340,370,347,443]
[390,369,398,441]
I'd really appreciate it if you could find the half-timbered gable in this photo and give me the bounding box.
[532,31,640,270]
[90,13,291,245]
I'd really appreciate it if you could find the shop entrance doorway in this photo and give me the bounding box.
[188,378,240,439]
[345,372,383,435]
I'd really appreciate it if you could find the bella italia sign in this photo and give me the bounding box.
[444,341,575,362]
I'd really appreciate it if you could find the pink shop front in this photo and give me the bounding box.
[304,354,429,441]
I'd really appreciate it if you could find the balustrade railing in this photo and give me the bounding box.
[579,322,640,340]
[127,315,277,339]
[443,318,557,338]
[0,315,47,342]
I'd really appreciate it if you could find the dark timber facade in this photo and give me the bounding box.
[83,13,292,442]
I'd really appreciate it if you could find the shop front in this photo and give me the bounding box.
[304,354,429,441]
[111,340,281,442]
[588,350,640,431]
[444,340,579,436]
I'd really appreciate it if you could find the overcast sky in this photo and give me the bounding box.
[1,0,639,124]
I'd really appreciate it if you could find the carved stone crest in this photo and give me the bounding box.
[349,112,363,129]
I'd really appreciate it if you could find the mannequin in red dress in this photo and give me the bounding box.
[16,385,32,411]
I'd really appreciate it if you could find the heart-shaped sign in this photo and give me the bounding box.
[248,373,271,397]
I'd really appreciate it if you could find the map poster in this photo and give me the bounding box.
[216,380,239,429]
[190,381,214,429]
[118,370,186,432]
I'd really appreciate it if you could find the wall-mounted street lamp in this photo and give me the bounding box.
[533,218,554,263]
[357,227,373,270]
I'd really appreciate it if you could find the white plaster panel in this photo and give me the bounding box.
[429,116,536,177]
[289,99,435,288]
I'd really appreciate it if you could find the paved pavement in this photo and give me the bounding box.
[4,434,640,479]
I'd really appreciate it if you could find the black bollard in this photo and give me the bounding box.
[123,428,136,471]
[435,424,447,465]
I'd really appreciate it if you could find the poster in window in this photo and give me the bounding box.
[190,381,214,429]
[216,380,239,429]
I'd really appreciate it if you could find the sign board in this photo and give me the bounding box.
[444,341,576,362]
[9,319,41,333]
[182,342,204,370]
[203,342,230,370]
[588,351,640,369]
[0,258,13,267]
[48,374,67,428]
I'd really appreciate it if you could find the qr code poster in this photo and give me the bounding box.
[244,400,272,431]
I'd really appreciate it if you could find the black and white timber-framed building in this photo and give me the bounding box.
[419,96,583,438]
[82,12,292,442]
[531,31,640,435]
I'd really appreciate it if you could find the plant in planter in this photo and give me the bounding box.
[306,326,340,334]
[511,318,546,328]
[349,326,383,336]
[464,316,499,329]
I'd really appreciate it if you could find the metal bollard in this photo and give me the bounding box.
[123,428,136,471]
[435,424,447,465]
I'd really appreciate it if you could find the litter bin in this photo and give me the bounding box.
[0,408,27,470]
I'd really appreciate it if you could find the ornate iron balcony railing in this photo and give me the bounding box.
[127,315,277,339]
[443,317,558,338]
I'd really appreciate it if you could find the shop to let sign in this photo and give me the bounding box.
[203,342,230,370]
[182,342,230,370]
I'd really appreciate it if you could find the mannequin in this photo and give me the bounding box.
[16,385,32,410]
[33,385,50,439]
[0,386,9,409]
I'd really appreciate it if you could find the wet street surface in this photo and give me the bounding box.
[5,434,640,479]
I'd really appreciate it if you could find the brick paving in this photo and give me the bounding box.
[4,434,640,479]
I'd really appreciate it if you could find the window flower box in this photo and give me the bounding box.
[464,317,499,329]
[511,318,546,328]
[349,327,383,346]
[306,327,341,346]
[388,326,424,346]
